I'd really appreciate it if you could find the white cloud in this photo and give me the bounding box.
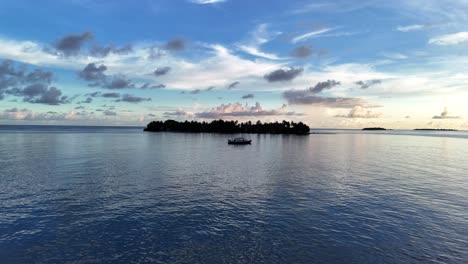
[0,36,282,90]
[396,24,425,32]
[381,52,408,60]
[429,32,468,45]
[236,24,283,60]
[190,0,226,4]
[292,28,335,43]
[238,45,281,60]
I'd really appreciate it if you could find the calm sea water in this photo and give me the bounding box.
[1,125,467,263]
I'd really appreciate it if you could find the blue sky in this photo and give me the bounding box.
[1,0,468,128]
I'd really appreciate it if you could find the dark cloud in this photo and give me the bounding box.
[54,31,94,56]
[241,93,255,99]
[286,94,368,108]
[227,81,240,89]
[21,85,70,105]
[334,106,382,118]
[103,109,117,116]
[87,91,101,97]
[90,44,133,57]
[102,92,121,98]
[75,106,85,110]
[433,108,461,119]
[4,107,18,112]
[79,63,107,82]
[283,89,374,108]
[86,91,121,98]
[1,60,70,105]
[148,113,156,117]
[264,67,303,82]
[5,107,28,112]
[26,69,53,84]
[290,45,313,58]
[164,38,186,51]
[80,97,93,104]
[79,63,137,90]
[355,80,381,89]
[187,86,214,95]
[153,66,171,77]
[283,80,376,108]
[103,75,134,89]
[189,89,201,94]
[309,80,341,94]
[0,60,24,78]
[140,83,165,89]
[116,94,151,103]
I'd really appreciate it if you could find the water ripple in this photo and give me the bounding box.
[0,128,467,263]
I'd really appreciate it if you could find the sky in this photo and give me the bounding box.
[1,0,468,129]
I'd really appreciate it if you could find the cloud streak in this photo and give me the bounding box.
[396,24,425,32]
[429,32,468,45]
[195,102,301,118]
[334,106,382,118]
[292,28,334,43]
[190,0,226,4]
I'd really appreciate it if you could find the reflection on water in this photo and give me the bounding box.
[0,126,467,263]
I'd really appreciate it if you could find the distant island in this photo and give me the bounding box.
[362,127,387,131]
[414,128,458,131]
[144,120,310,134]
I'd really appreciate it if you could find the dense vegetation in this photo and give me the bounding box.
[362,127,387,130]
[144,120,310,134]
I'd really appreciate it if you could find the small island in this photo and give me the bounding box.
[362,127,387,131]
[144,120,310,134]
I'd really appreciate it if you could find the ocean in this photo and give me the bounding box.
[1,125,467,263]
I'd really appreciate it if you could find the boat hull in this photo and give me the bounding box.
[228,140,252,145]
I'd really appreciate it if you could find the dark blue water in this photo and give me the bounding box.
[1,125,467,263]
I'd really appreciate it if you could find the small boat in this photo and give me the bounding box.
[228,137,252,145]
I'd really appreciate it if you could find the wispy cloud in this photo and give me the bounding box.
[429,32,468,45]
[190,0,226,4]
[238,45,281,60]
[381,52,408,60]
[292,28,334,43]
[396,24,425,32]
[237,24,283,60]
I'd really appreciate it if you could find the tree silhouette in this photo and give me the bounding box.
[144,119,310,134]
